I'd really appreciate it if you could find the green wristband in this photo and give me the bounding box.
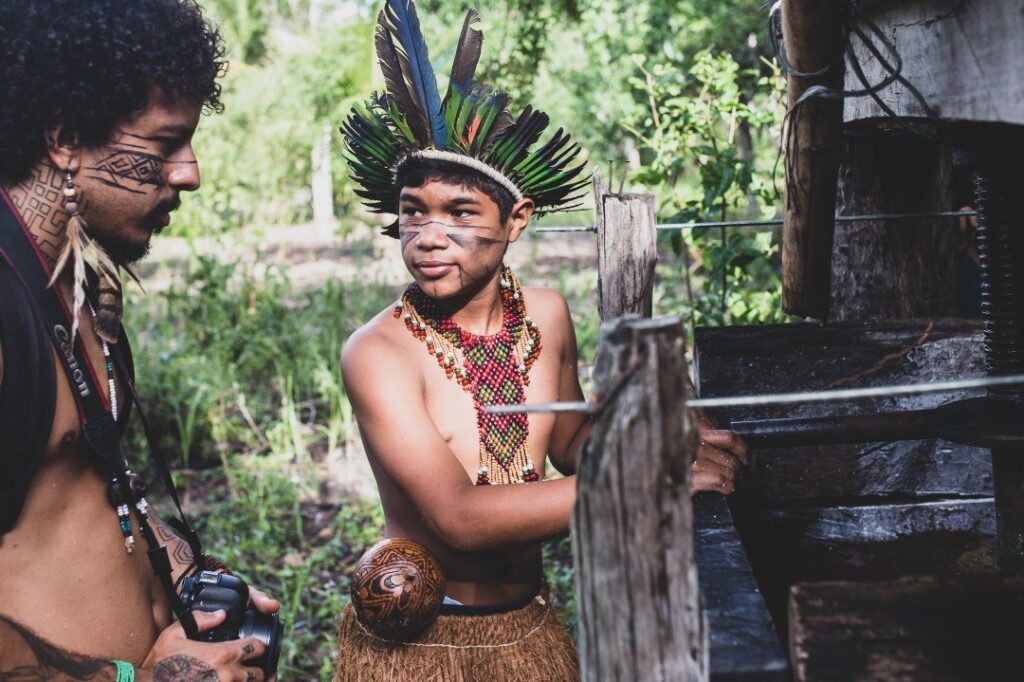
[112,660,135,682]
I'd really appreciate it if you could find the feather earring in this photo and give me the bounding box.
[49,171,123,343]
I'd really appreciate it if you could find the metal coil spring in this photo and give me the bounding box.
[972,170,1024,402]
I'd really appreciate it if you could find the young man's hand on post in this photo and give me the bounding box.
[692,422,750,496]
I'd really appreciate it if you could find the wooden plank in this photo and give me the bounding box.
[831,136,959,321]
[693,494,788,682]
[693,320,991,501]
[597,193,657,321]
[737,498,995,583]
[844,0,1024,126]
[733,498,996,649]
[790,575,1024,681]
[573,316,706,681]
[780,0,845,318]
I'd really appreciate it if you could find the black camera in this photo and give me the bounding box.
[180,571,283,677]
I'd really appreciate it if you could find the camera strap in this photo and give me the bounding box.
[0,189,201,637]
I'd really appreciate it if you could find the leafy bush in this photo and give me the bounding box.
[173,17,374,237]
[626,50,788,329]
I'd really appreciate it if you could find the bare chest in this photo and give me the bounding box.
[0,445,167,663]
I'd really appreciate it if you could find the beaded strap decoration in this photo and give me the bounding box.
[395,267,542,485]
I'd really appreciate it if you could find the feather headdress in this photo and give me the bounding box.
[342,1,589,237]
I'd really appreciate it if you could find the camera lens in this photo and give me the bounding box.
[241,609,283,677]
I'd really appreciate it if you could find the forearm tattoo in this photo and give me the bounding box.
[152,655,219,682]
[85,143,168,196]
[0,614,116,681]
[152,514,195,571]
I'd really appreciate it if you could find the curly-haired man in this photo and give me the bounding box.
[0,2,279,680]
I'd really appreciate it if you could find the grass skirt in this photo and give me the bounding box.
[333,590,579,681]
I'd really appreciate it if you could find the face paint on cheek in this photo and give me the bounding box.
[399,230,420,249]
[445,232,504,251]
[85,145,169,195]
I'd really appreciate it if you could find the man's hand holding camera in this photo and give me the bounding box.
[141,609,267,682]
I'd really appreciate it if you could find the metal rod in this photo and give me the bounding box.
[533,225,598,233]
[691,373,1024,409]
[729,398,1024,449]
[532,210,977,234]
[483,373,1024,415]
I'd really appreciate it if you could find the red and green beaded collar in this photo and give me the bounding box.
[394,266,542,485]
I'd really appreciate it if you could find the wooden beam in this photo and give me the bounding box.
[845,0,1024,126]
[597,192,657,321]
[790,575,1024,681]
[831,136,959,321]
[738,498,995,584]
[573,316,707,681]
[694,494,788,681]
[780,0,844,319]
[693,320,991,501]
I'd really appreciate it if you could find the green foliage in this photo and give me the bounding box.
[543,535,578,636]
[206,0,270,64]
[625,50,787,327]
[174,10,373,237]
[124,255,397,464]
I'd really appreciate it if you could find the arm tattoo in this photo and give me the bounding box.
[152,655,219,682]
[0,614,116,681]
[85,145,169,195]
[151,513,195,572]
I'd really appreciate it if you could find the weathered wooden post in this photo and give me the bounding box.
[595,171,658,321]
[780,0,844,319]
[572,316,708,681]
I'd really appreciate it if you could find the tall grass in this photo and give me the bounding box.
[124,254,397,465]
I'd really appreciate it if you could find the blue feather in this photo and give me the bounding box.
[385,0,448,148]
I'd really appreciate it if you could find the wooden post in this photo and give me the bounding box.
[830,135,959,320]
[572,316,708,681]
[780,0,845,319]
[596,180,657,321]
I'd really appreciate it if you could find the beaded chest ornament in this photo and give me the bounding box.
[395,267,542,485]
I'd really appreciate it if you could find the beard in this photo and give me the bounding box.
[90,195,180,265]
[92,229,152,265]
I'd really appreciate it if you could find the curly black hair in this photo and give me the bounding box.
[0,0,227,185]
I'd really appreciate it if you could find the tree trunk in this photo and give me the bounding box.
[780,0,845,319]
[311,123,335,230]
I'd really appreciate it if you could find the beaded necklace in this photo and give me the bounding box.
[395,266,542,485]
[88,301,151,554]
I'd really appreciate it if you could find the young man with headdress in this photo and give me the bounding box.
[0,1,280,680]
[336,2,749,678]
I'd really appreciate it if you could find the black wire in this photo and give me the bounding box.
[770,0,941,199]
